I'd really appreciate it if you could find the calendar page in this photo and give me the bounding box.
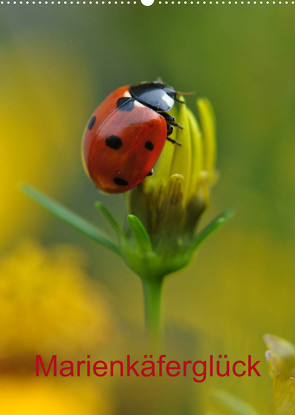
[1,3,295,414]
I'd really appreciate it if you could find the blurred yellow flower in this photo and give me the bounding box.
[0,240,114,414]
[0,240,112,369]
[0,378,112,415]
[0,40,91,248]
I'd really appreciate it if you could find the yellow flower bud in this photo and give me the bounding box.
[128,96,218,259]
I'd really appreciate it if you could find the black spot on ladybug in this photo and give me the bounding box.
[106,135,123,150]
[114,177,129,186]
[147,169,154,176]
[88,116,96,130]
[116,97,134,112]
[145,141,154,151]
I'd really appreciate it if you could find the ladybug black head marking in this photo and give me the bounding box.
[116,97,135,112]
[129,82,176,113]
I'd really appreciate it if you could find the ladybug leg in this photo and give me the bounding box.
[167,123,173,136]
[171,121,183,129]
[174,97,185,104]
[167,136,181,146]
[159,112,175,123]
[160,112,184,129]
[166,119,183,130]
[166,119,182,146]
[161,112,183,145]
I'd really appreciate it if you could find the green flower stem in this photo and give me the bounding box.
[142,277,163,348]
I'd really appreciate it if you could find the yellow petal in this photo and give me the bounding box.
[187,107,203,199]
[148,108,177,185]
[197,98,216,175]
[169,98,192,202]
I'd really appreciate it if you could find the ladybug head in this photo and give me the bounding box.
[129,81,177,113]
[161,84,177,99]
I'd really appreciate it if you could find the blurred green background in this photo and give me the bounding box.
[1,4,295,414]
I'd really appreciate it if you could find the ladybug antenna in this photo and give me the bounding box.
[154,77,164,84]
[176,90,195,96]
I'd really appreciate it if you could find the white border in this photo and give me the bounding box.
[0,0,294,3]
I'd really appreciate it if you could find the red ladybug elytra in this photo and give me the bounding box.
[82,81,183,193]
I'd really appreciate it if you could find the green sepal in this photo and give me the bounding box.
[127,214,153,253]
[95,201,123,239]
[193,208,235,250]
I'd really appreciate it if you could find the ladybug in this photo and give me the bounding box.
[82,81,183,193]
